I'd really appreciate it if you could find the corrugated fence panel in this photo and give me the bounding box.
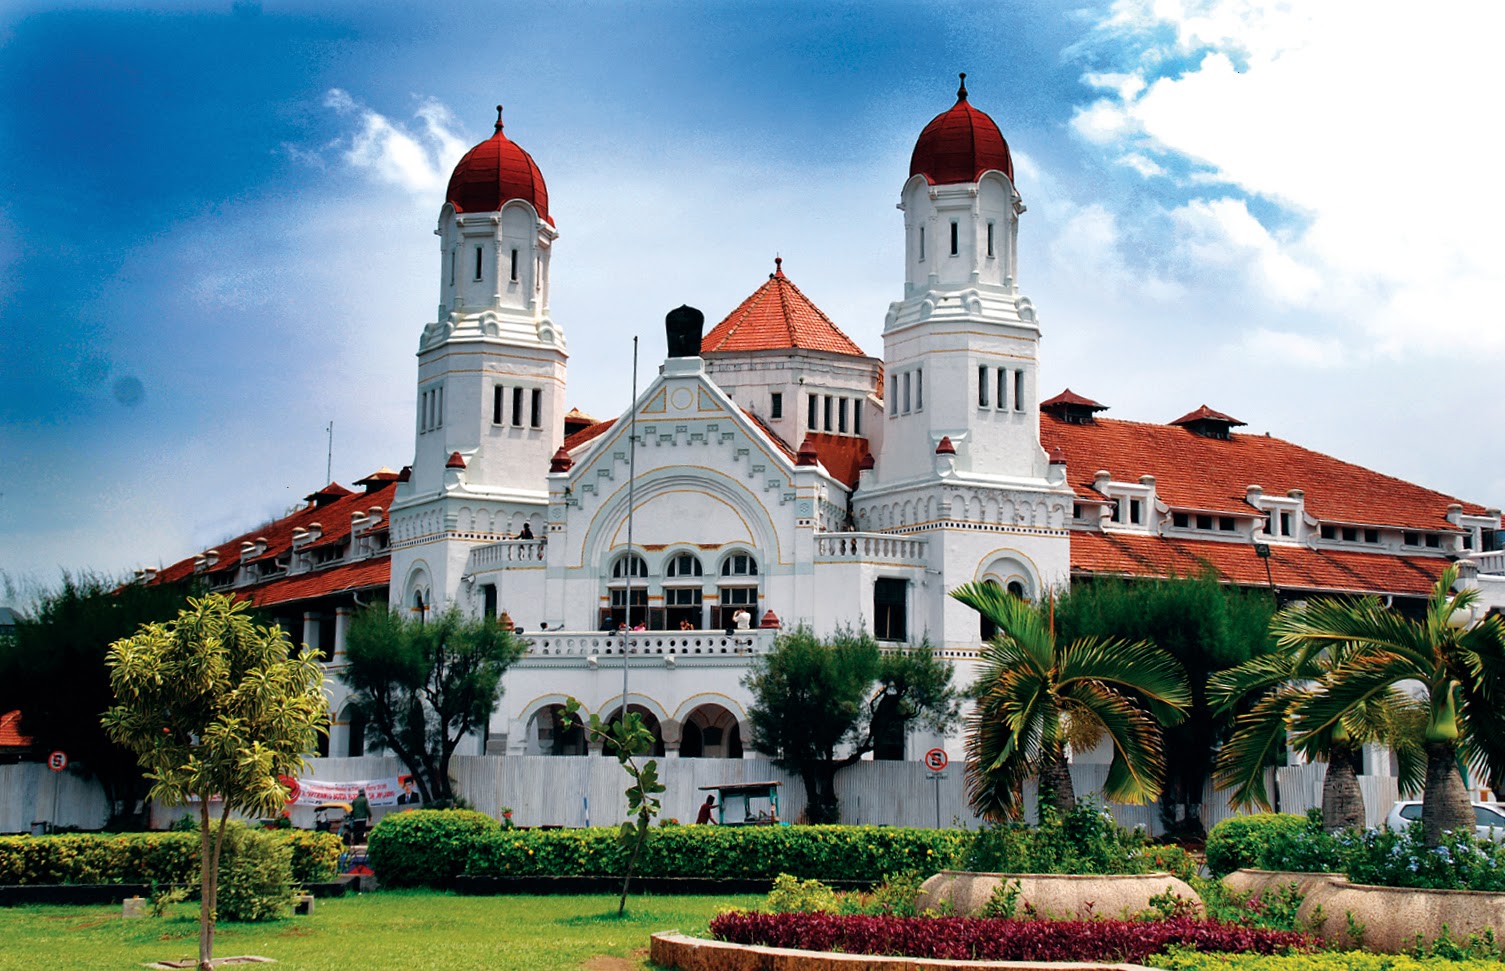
[0,764,110,833]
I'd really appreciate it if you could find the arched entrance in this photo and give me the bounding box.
[600,704,666,757]
[678,703,744,758]
[526,703,588,756]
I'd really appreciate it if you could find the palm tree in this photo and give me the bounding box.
[1267,567,1505,844]
[1210,645,1425,832]
[951,582,1191,821]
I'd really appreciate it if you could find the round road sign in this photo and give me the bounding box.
[48,750,68,772]
[923,747,949,772]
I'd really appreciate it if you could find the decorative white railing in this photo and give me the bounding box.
[815,532,928,563]
[519,629,775,660]
[1467,550,1505,576]
[469,539,546,569]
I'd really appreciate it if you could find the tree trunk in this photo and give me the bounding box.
[1038,748,1076,818]
[1421,740,1474,845]
[799,763,840,824]
[1322,743,1366,832]
[197,801,213,970]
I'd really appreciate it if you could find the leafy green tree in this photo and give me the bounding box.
[561,697,665,916]
[743,627,959,824]
[1270,567,1505,845]
[102,594,326,971]
[1210,640,1425,831]
[952,581,1191,821]
[341,605,524,805]
[0,572,196,827]
[1053,572,1275,834]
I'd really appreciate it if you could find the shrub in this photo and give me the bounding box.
[1159,949,1505,971]
[367,809,500,888]
[710,912,1317,962]
[1137,843,1200,883]
[1205,814,1317,877]
[0,833,198,886]
[1337,826,1505,893]
[216,823,294,922]
[282,830,343,884]
[964,803,1147,875]
[765,873,841,913]
[1196,877,1306,931]
[462,825,969,886]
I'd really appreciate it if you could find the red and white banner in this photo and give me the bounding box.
[277,774,423,807]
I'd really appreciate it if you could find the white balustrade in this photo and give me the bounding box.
[468,539,546,570]
[1467,550,1505,576]
[815,532,928,563]
[518,628,775,660]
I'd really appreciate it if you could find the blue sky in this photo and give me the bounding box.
[3,0,1503,591]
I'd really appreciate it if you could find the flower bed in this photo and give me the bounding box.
[708,911,1316,963]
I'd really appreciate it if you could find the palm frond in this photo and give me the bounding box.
[1291,654,1412,745]
[1057,636,1192,713]
[1214,688,1304,810]
[1061,681,1166,804]
[1207,651,1301,713]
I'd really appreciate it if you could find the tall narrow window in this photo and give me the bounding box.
[474,246,483,281]
[889,376,898,415]
[853,400,862,435]
[770,392,783,419]
[809,393,819,429]
[823,396,833,432]
[998,369,1008,411]
[838,397,849,433]
[918,226,925,260]
[1014,370,1024,412]
[510,248,519,282]
[873,578,908,641]
[902,372,912,413]
[449,250,456,285]
[915,369,924,411]
[436,386,443,427]
[512,387,524,427]
[493,385,504,425]
[530,388,542,428]
[1129,499,1142,525]
[950,220,959,256]
[987,221,995,258]
[978,365,989,407]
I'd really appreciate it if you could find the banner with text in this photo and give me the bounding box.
[277,774,423,807]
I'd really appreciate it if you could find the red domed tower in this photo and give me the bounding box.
[391,103,567,610]
[869,74,1049,492]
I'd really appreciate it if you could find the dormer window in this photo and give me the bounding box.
[1170,404,1245,440]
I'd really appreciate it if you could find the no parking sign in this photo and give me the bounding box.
[923,747,949,772]
[47,751,68,772]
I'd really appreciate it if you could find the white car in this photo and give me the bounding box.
[1385,800,1505,841]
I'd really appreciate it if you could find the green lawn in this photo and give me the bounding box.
[1,891,758,971]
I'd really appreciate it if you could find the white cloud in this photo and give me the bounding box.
[1077,0,1505,360]
[1235,328,1348,369]
[322,89,468,200]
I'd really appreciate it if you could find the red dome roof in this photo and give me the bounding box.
[445,106,552,224]
[909,74,1013,187]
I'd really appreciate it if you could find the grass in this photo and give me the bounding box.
[0,890,758,971]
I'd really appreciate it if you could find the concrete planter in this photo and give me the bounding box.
[1224,868,1505,952]
[917,869,1201,919]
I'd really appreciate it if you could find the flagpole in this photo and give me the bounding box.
[622,336,640,725]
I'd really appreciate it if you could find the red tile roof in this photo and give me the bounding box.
[1040,388,1107,411]
[1071,531,1450,598]
[1170,404,1245,428]
[445,106,552,224]
[241,558,391,608]
[803,433,872,488]
[1042,412,1486,530]
[0,709,33,749]
[150,475,399,586]
[701,260,867,357]
[563,416,616,452]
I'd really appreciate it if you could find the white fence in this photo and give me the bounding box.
[5,757,1400,835]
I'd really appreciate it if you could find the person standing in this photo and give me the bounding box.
[348,788,372,844]
[696,794,717,825]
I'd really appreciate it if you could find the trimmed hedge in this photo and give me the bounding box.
[366,809,501,888]
[1160,952,1505,971]
[709,912,1317,962]
[0,829,343,887]
[460,825,971,885]
[1205,814,1316,877]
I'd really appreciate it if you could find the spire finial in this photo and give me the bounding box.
[494,104,505,132]
[957,72,968,101]
[774,255,783,277]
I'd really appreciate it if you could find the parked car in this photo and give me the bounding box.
[1385,800,1505,841]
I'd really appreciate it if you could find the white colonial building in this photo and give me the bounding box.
[137,79,1505,771]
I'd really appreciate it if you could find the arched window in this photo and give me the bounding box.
[664,552,705,629]
[666,553,702,577]
[611,554,648,579]
[720,553,758,577]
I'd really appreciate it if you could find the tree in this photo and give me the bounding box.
[1053,572,1275,835]
[1268,566,1505,845]
[743,627,959,824]
[1210,641,1425,831]
[561,697,665,915]
[340,605,524,805]
[951,581,1191,821]
[0,572,196,827]
[101,594,326,971]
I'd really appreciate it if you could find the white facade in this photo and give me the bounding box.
[363,90,1072,764]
